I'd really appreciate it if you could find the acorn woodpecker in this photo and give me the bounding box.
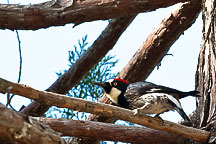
[93,78,200,125]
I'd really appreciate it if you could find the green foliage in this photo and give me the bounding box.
[46,35,118,119]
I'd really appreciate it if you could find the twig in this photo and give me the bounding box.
[7,30,22,111]
[16,30,22,84]
[6,86,16,111]
[6,86,12,107]
[157,53,174,70]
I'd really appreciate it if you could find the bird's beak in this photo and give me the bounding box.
[92,82,106,88]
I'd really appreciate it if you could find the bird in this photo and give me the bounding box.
[93,78,200,125]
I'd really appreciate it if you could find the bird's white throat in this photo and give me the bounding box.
[106,87,121,104]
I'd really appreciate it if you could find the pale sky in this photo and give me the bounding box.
[0,0,202,123]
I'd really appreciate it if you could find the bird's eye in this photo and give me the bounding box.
[113,82,118,86]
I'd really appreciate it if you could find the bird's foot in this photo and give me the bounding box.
[154,114,164,123]
[133,108,141,116]
[154,113,161,117]
[154,114,163,121]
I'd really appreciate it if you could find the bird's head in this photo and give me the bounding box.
[93,78,129,104]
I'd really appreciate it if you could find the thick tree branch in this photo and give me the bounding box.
[119,0,201,82]
[0,0,188,30]
[20,16,135,116]
[0,77,210,142]
[0,104,65,144]
[36,118,177,143]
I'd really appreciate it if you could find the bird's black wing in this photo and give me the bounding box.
[126,81,199,99]
[124,81,165,104]
[127,81,178,94]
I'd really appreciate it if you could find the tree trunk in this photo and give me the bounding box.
[195,0,216,143]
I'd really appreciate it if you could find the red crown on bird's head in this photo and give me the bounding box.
[114,78,129,84]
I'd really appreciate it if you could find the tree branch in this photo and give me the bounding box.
[0,0,188,30]
[36,117,178,143]
[0,104,65,144]
[20,16,135,116]
[119,0,201,82]
[0,77,210,142]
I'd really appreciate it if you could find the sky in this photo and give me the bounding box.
[0,0,202,125]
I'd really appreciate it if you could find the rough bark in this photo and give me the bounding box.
[0,104,65,144]
[195,0,216,143]
[0,0,188,30]
[20,16,135,116]
[0,77,210,142]
[37,118,177,143]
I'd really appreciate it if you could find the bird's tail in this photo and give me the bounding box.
[179,90,200,99]
[174,107,192,126]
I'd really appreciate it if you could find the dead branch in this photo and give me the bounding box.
[0,104,65,144]
[36,117,178,143]
[20,16,135,116]
[0,77,210,142]
[0,0,188,30]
